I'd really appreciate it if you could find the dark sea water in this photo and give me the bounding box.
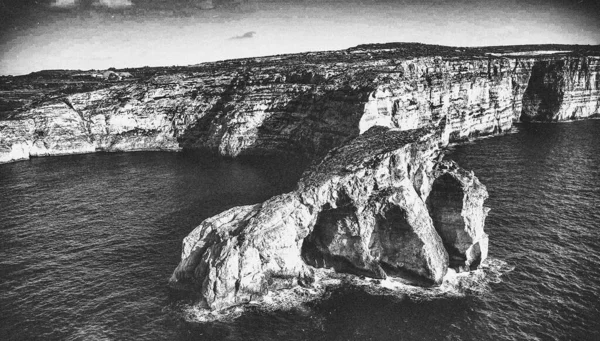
[1,120,600,341]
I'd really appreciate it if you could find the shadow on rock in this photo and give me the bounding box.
[176,69,378,160]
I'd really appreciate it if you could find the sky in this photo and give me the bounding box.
[0,0,599,76]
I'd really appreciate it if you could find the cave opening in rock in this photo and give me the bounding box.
[301,202,384,278]
[520,60,566,122]
[427,173,468,268]
[369,204,432,283]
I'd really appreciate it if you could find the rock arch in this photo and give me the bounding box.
[427,161,489,271]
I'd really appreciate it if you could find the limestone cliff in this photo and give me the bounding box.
[1,44,599,164]
[169,125,490,310]
[520,57,600,121]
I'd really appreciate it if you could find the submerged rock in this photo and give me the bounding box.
[169,125,490,310]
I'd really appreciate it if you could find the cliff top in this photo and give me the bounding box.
[4,42,600,79]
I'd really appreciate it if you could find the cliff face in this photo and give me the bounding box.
[520,57,600,122]
[169,125,490,310]
[1,44,599,164]
[358,57,518,140]
[359,55,600,139]
[0,76,221,163]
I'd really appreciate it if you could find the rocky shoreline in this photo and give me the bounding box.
[1,43,599,314]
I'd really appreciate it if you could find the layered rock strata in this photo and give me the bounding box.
[520,58,600,121]
[169,125,490,310]
[2,44,600,164]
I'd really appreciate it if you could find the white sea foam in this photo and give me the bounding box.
[182,258,514,323]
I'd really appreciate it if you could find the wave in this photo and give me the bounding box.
[181,258,514,323]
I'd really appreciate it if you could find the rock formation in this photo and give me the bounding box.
[169,124,490,310]
[1,44,599,164]
[427,160,489,271]
[520,58,600,121]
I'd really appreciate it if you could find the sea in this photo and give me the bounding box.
[1,120,599,341]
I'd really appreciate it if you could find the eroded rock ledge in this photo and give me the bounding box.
[169,124,489,311]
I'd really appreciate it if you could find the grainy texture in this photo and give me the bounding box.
[2,43,599,312]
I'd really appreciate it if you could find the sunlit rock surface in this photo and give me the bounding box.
[169,125,490,310]
[1,44,599,164]
[358,58,518,140]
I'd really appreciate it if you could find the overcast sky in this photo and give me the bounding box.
[0,0,599,76]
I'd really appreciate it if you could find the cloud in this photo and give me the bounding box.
[229,31,256,40]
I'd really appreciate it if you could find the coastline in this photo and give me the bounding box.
[2,43,600,165]
[2,42,599,317]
